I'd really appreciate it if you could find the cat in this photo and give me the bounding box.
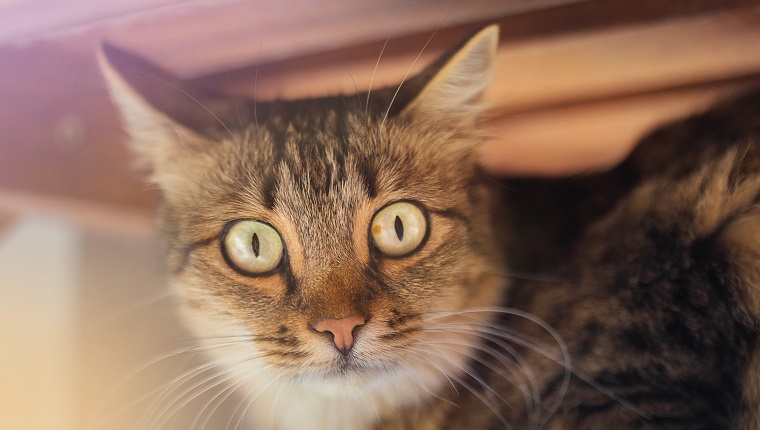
[99,24,760,429]
[472,90,760,429]
[99,26,508,430]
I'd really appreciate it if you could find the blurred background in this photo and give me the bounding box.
[1,0,759,428]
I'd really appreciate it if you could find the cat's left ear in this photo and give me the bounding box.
[401,25,498,122]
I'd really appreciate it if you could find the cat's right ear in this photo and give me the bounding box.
[98,43,241,189]
[398,25,498,124]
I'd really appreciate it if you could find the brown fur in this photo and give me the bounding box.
[100,26,760,429]
[440,91,760,429]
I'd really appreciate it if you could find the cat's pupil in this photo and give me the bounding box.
[252,233,260,257]
[394,216,404,241]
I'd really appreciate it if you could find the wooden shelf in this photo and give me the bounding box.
[0,0,758,228]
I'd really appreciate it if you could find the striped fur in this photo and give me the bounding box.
[101,25,760,429]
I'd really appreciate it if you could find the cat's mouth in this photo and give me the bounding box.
[293,359,398,394]
[327,356,371,374]
[313,355,394,380]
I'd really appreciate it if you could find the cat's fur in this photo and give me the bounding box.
[100,26,760,429]
[450,91,760,429]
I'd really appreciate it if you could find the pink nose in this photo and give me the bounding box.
[314,315,365,354]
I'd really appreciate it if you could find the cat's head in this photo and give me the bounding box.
[100,26,505,419]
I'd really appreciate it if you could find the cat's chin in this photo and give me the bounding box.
[171,287,489,430]
[293,366,397,395]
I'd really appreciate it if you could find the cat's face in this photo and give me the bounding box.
[168,101,503,390]
[101,26,505,421]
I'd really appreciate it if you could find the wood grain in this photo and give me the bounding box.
[480,75,760,176]
[0,1,758,228]
[212,8,760,108]
[2,0,582,76]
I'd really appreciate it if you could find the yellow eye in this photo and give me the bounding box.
[370,201,428,257]
[222,221,284,275]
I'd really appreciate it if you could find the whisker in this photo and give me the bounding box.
[88,337,256,428]
[174,128,190,151]
[403,346,459,395]
[343,65,363,110]
[268,381,287,430]
[254,31,263,138]
[112,67,234,139]
[380,0,460,126]
[484,269,572,283]
[430,323,560,364]
[426,307,647,420]
[421,336,538,420]
[144,352,255,429]
[426,311,570,420]
[365,0,413,116]
[149,371,233,429]
[87,289,173,329]
[395,354,459,408]
[226,72,244,132]
[408,343,511,413]
[407,344,513,429]
[191,372,249,430]
[229,373,282,430]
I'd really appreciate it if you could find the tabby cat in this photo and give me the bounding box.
[100,25,760,429]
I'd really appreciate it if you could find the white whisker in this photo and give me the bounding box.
[252,31,263,138]
[228,373,282,430]
[409,344,513,429]
[425,307,649,421]
[87,289,173,329]
[144,352,256,429]
[484,269,571,283]
[226,72,244,132]
[380,0,460,126]
[114,68,235,139]
[413,343,513,411]
[268,381,287,430]
[421,335,538,421]
[365,0,412,116]
[191,373,248,430]
[426,307,571,421]
[403,345,459,395]
[395,354,459,408]
[88,337,255,429]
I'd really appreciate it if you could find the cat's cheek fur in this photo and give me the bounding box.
[171,237,505,428]
[101,24,506,429]
[171,279,439,430]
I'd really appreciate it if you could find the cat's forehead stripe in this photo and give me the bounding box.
[257,105,378,206]
[261,172,278,210]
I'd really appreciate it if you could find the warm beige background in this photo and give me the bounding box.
[1,1,760,428]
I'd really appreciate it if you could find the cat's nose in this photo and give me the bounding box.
[313,315,365,355]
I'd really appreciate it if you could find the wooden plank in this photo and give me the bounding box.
[0,190,155,238]
[487,7,760,112]
[1,77,755,228]
[3,0,748,77]
[0,3,757,222]
[479,75,760,176]
[0,42,159,213]
[213,8,760,109]
[0,0,184,42]
[2,0,583,76]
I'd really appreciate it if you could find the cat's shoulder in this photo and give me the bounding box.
[622,89,760,182]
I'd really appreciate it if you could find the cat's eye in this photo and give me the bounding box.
[222,220,284,275]
[370,201,428,257]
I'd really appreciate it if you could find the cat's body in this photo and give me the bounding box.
[441,91,760,429]
[100,26,760,429]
